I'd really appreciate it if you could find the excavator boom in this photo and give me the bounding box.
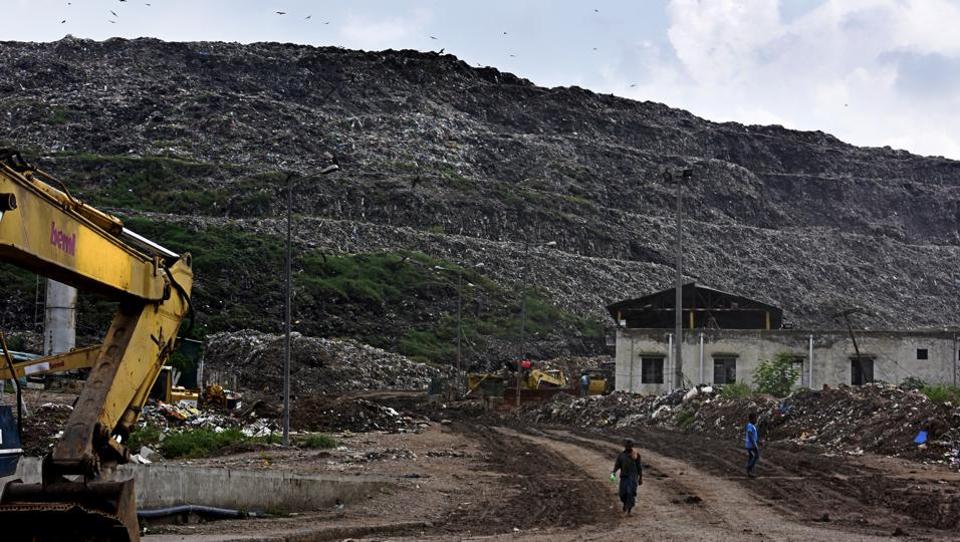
[0,150,194,541]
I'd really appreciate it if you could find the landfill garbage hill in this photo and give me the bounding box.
[2,37,960,362]
[203,330,449,394]
[526,384,960,465]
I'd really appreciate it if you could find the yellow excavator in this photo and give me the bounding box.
[0,149,193,541]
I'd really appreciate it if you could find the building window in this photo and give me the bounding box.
[851,357,874,386]
[917,348,928,360]
[713,356,737,384]
[641,357,664,384]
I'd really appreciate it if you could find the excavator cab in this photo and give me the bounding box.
[0,149,193,541]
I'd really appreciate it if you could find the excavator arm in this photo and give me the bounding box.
[0,149,193,541]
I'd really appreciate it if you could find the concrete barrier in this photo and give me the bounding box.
[9,457,387,512]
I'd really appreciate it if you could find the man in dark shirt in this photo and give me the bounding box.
[611,438,643,514]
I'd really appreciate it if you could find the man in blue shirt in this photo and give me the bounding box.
[745,412,760,477]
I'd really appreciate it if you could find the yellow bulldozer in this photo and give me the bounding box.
[0,149,193,541]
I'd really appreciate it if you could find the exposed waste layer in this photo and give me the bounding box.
[203,330,449,394]
[526,384,960,466]
[0,36,959,344]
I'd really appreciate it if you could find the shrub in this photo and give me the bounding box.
[159,428,278,458]
[720,382,753,399]
[900,376,927,391]
[753,353,800,397]
[921,385,960,405]
[126,424,162,452]
[299,434,338,449]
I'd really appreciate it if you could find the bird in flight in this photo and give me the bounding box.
[438,48,445,54]
[509,54,516,57]
[305,15,311,20]
[430,35,438,39]
[108,19,117,23]
[61,19,66,23]
[110,10,118,16]
[276,11,286,15]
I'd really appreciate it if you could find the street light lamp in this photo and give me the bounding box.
[516,240,557,408]
[282,162,340,447]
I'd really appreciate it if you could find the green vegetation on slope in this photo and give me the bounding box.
[54,152,277,217]
[115,217,603,364]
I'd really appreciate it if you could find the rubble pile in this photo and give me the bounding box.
[204,330,448,394]
[292,396,419,433]
[138,400,279,439]
[20,402,74,456]
[766,385,960,459]
[527,384,960,465]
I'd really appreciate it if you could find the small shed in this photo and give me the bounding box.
[606,282,783,330]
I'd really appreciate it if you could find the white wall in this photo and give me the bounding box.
[615,328,959,394]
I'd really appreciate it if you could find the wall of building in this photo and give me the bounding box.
[615,328,959,394]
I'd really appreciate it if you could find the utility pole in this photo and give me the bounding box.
[669,169,692,389]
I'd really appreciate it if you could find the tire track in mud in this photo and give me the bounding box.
[427,422,619,537]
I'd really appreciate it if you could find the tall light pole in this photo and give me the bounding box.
[667,168,693,390]
[516,240,557,408]
[282,163,339,447]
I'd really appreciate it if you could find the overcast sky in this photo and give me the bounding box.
[6,0,960,159]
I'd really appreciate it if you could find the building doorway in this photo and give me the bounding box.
[850,357,874,386]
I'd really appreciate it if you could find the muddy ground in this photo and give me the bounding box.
[7,389,959,541]
[145,420,960,541]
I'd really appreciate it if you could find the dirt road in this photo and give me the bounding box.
[145,421,960,542]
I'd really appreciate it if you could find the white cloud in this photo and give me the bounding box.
[606,0,960,158]
[338,10,431,51]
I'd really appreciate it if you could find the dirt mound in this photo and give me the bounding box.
[292,396,417,433]
[20,403,73,456]
[204,330,448,394]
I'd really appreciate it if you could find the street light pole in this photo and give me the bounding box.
[282,172,294,447]
[456,268,463,397]
[282,163,340,448]
[516,240,556,409]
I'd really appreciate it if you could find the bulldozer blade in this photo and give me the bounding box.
[0,478,139,541]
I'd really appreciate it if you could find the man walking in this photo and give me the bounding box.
[611,438,643,514]
[745,412,760,477]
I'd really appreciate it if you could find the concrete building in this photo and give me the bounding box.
[610,283,960,394]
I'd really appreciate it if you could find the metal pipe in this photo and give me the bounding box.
[137,504,254,520]
[699,332,704,385]
[667,333,673,393]
[808,334,814,388]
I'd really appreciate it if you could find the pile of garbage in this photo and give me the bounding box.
[765,385,960,460]
[292,396,421,433]
[137,400,279,440]
[204,331,449,394]
[526,383,960,466]
[21,402,74,456]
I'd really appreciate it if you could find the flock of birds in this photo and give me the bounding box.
[57,3,626,79]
